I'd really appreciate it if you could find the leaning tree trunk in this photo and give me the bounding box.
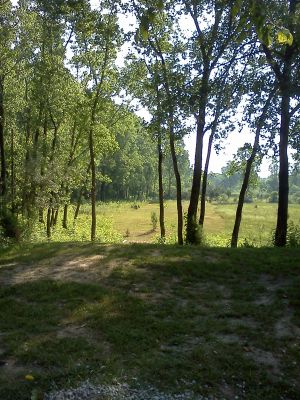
[199,131,214,226]
[275,89,290,247]
[157,132,166,239]
[231,90,275,248]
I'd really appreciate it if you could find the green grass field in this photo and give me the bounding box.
[0,243,299,399]
[43,201,300,247]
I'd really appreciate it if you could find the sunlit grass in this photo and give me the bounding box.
[21,200,300,246]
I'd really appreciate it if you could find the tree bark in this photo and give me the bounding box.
[186,65,209,244]
[39,208,44,223]
[157,132,166,239]
[169,130,183,245]
[186,105,206,243]
[231,90,275,248]
[89,127,96,241]
[74,189,83,221]
[275,90,290,246]
[53,208,59,226]
[0,76,6,198]
[46,207,51,238]
[10,129,15,212]
[199,131,214,226]
[63,204,68,229]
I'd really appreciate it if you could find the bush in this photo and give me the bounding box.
[0,208,21,241]
[268,191,278,203]
[287,222,300,247]
[151,211,158,230]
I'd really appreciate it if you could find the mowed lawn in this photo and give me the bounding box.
[81,201,300,246]
[0,243,299,399]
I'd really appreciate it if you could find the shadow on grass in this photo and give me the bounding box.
[0,243,299,399]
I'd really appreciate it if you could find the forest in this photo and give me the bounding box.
[0,2,300,399]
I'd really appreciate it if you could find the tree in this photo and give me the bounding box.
[181,0,248,243]
[248,0,300,245]
[72,2,122,240]
[231,87,276,247]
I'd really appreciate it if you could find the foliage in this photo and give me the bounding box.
[287,221,300,248]
[151,211,158,230]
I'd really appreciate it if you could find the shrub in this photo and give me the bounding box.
[151,211,158,230]
[0,208,21,241]
[287,222,300,247]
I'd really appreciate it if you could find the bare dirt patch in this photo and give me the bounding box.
[0,251,134,286]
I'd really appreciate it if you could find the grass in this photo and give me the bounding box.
[44,201,300,247]
[37,200,300,246]
[0,243,299,399]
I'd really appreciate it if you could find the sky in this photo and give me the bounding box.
[10,0,274,177]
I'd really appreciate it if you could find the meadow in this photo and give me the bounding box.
[32,200,300,247]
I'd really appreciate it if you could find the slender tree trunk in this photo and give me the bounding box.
[50,208,55,227]
[231,90,275,248]
[275,90,290,247]
[199,131,214,226]
[231,159,255,248]
[53,208,59,226]
[74,163,91,222]
[74,189,83,221]
[89,128,96,241]
[157,133,165,239]
[39,208,44,223]
[63,204,68,229]
[46,207,51,238]
[0,76,6,198]
[10,129,15,212]
[169,128,183,245]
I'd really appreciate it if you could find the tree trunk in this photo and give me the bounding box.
[157,133,165,239]
[63,204,68,229]
[10,129,15,212]
[0,76,6,198]
[46,207,51,238]
[186,75,208,244]
[74,189,83,221]
[186,112,205,244]
[199,131,214,226]
[53,208,59,226]
[39,208,44,223]
[231,90,275,248]
[275,90,290,246]
[231,158,254,248]
[89,128,96,241]
[50,208,55,227]
[169,129,183,245]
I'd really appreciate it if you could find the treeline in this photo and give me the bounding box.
[0,0,299,247]
[206,168,300,205]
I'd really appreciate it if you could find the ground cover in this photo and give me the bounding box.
[25,201,300,246]
[0,243,299,399]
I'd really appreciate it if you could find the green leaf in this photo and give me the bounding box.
[156,0,164,11]
[140,25,149,40]
[231,0,242,18]
[276,29,293,46]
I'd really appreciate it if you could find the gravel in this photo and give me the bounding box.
[44,381,218,400]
